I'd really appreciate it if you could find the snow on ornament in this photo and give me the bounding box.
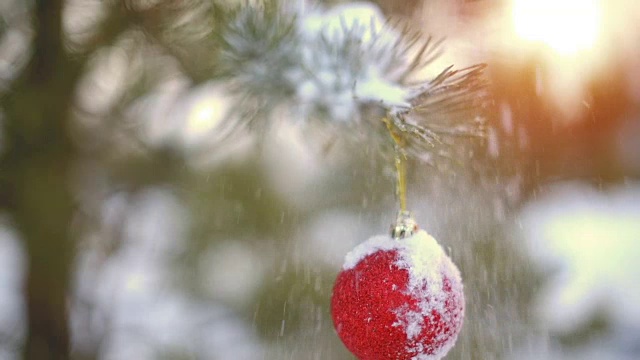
[331,212,464,360]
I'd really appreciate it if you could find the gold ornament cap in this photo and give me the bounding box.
[390,210,418,240]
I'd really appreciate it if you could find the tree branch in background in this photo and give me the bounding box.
[132,0,222,84]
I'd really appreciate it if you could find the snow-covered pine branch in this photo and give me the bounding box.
[215,1,489,163]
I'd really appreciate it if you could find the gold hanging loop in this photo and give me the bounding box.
[383,115,419,239]
[382,116,408,213]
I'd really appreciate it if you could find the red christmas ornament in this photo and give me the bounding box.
[331,227,464,360]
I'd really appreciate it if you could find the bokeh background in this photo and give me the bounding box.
[0,0,639,359]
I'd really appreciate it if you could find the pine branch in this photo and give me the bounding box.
[126,1,490,168]
[211,3,490,165]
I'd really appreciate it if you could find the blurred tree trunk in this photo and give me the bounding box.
[1,0,130,356]
[1,0,78,358]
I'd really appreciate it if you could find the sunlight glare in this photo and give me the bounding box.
[512,0,601,55]
[187,99,220,137]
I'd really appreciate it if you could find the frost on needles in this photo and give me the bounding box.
[215,1,489,164]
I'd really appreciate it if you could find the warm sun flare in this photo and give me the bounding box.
[512,0,601,55]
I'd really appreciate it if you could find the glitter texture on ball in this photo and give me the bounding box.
[331,230,464,360]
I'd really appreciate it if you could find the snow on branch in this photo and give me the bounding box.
[152,1,490,163]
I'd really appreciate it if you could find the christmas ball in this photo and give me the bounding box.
[331,230,464,360]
